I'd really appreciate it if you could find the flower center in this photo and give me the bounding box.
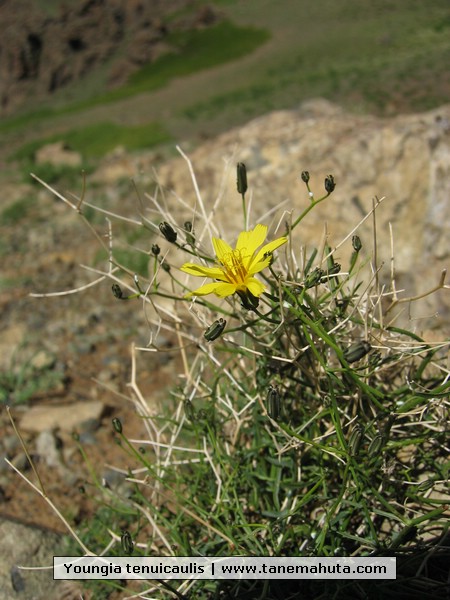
[221,250,248,284]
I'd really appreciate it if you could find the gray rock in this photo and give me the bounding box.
[0,519,61,600]
[2,434,21,455]
[19,401,104,433]
[29,351,56,371]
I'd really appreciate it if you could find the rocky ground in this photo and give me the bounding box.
[0,159,183,597]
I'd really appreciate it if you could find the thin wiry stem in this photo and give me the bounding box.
[386,269,449,313]
[5,458,94,556]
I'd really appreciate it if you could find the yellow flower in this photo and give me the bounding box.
[181,224,287,299]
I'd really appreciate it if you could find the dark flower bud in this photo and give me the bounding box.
[343,341,371,363]
[327,262,341,275]
[349,423,364,455]
[352,235,362,252]
[368,433,384,457]
[161,261,171,272]
[237,162,248,195]
[204,318,226,342]
[152,244,161,256]
[267,385,281,420]
[301,170,310,183]
[184,221,195,246]
[304,267,324,288]
[391,524,418,548]
[184,399,195,421]
[121,530,134,555]
[237,289,259,310]
[159,221,177,243]
[112,283,124,299]
[112,417,123,433]
[417,478,434,492]
[324,174,336,194]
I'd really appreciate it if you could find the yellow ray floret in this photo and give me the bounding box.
[181,224,287,298]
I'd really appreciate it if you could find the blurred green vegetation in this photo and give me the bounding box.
[99,20,270,104]
[0,350,65,405]
[12,122,171,163]
[0,197,33,226]
[182,0,450,121]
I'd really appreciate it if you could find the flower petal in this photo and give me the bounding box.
[249,235,287,269]
[248,255,272,275]
[236,224,267,255]
[186,282,224,297]
[235,230,251,251]
[186,281,237,298]
[213,282,239,297]
[245,277,266,297]
[181,262,227,280]
[212,237,233,262]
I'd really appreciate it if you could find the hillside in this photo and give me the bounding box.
[1,0,450,168]
[0,0,220,116]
